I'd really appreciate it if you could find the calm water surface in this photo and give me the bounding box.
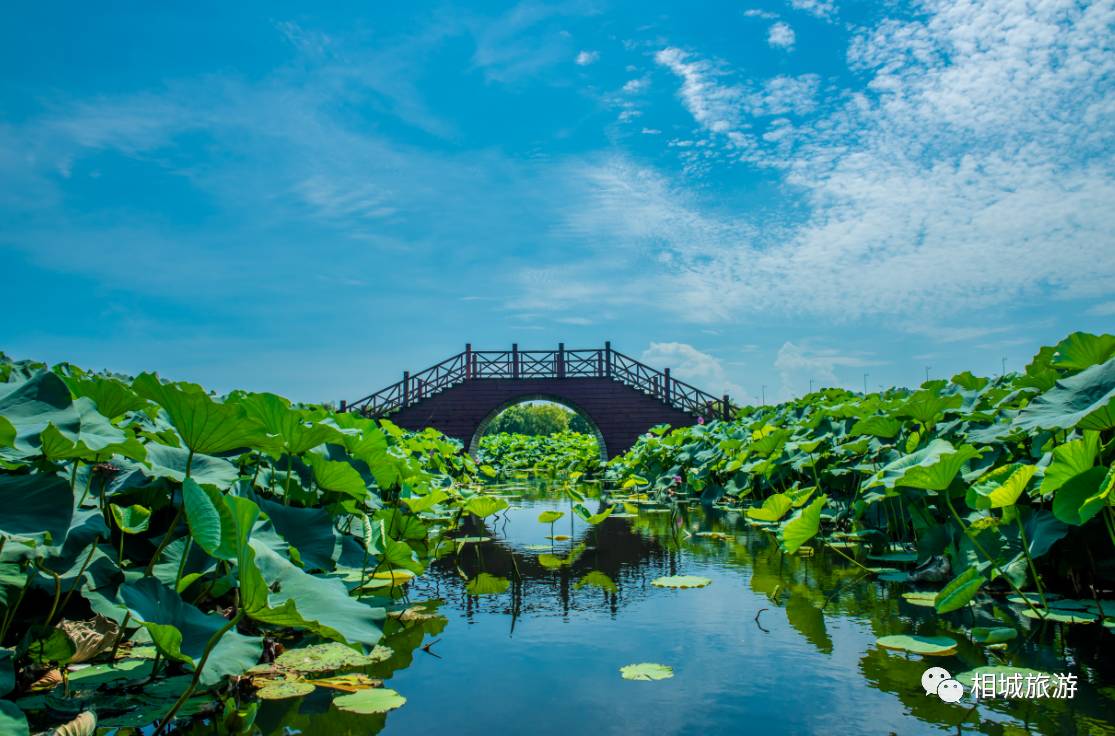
[251,480,1115,736]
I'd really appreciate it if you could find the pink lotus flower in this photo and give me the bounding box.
[697,416,705,425]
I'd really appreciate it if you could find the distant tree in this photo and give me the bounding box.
[485,401,594,436]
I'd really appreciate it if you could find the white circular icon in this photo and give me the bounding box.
[921,667,952,695]
[936,678,964,703]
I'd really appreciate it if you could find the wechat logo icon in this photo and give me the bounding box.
[922,667,964,703]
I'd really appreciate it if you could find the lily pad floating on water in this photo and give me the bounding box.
[371,569,416,583]
[971,627,1018,645]
[651,575,711,589]
[901,592,938,608]
[1019,608,1098,624]
[866,551,918,564]
[333,688,407,714]
[274,642,393,675]
[524,544,553,551]
[694,531,730,540]
[256,681,316,700]
[619,663,674,681]
[876,634,958,656]
[452,536,492,545]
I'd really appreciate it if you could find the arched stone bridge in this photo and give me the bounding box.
[344,343,731,459]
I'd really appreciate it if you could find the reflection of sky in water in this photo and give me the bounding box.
[255,489,1115,736]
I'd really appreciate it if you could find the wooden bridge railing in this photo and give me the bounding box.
[345,343,732,421]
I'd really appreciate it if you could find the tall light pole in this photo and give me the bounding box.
[809,378,814,394]
[1001,356,1007,376]
[863,373,869,394]
[924,365,931,383]
[761,385,766,406]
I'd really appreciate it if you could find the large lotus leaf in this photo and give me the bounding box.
[145,443,238,487]
[0,648,15,696]
[934,566,984,613]
[401,488,448,514]
[0,474,74,541]
[183,479,237,561]
[236,393,343,454]
[1051,331,1115,372]
[333,688,407,714]
[381,536,423,574]
[306,452,368,501]
[619,663,674,681]
[225,496,385,647]
[255,494,339,572]
[120,576,262,686]
[746,493,793,521]
[849,416,901,439]
[897,390,962,425]
[0,370,79,454]
[61,375,146,420]
[0,701,29,736]
[537,510,564,524]
[464,496,509,518]
[109,503,151,534]
[779,495,827,554]
[1039,432,1099,495]
[274,641,392,674]
[876,634,957,655]
[1052,466,1110,526]
[132,373,268,454]
[1014,358,1115,431]
[0,416,14,448]
[872,440,980,491]
[965,464,1038,510]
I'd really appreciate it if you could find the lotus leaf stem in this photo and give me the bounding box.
[1013,512,1048,608]
[155,610,244,733]
[55,539,101,623]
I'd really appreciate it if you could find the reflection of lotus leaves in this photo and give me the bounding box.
[651,575,712,589]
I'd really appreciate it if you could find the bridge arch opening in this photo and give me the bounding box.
[468,395,608,463]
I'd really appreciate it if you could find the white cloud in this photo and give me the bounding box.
[774,342,879,397]
[622,76,650,93]
[767,22,796,50]
[744,9,780,19]
[1086,301,1115,317]
[653,48,744,135]
[575,50,599,66]
[640,342,744,397]
[789,0,835,18]
[641,127,662,135]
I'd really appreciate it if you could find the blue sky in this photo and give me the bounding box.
[2,0,1113,404]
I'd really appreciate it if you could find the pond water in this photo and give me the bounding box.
[248,479,1115,736]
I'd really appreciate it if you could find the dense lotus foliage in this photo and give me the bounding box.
[609,331,1115,617]
[0,354,508,733]
[477,432,603,477]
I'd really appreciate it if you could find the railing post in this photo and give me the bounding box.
[403,371,410,406]
[604,341,612,378]
[723,394,730,421]
[664,368,671,402]
[512,343,519,379]
[557,342,565,379]
[465,343,472,379]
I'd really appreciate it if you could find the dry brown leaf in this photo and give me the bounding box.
[51,710,97,736]
[29,668,63,692]
[58,615,121,664]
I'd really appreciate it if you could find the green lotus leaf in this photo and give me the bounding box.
[182,478,237,560]
[1052,466,1109,526]
[61,374,146,421]
[651,575,711,589]
[109,503,151,535]
[333,688,407,714]
[746,493,793,522]
[1018,608,1098,624]
[0,370,79,454]
[900,592,938,608]
[876,634,958,655]
[274,642,392,674]
[1014,357,1115,431]
[466,573,510,596]
[0,701,29,736]
[872,440,981,491]
[779,495,828,554]
[402,488,449,513]
[132,373,269,454]
[619,663,673,681]
[935,566,984,613]
[849,416,901,439]
[0,416,14,449]
[537,510,565,524]
[144,443,238,487]
[256,494,340,572]
[573,503,614,524]
[1051,331,1115,372]
[236,392,343,455]
[120,577,262,686]
[971,627,1017,644]
[897,390,962,425]
[464,496,509,518]
[1040,432,1099,494]
[0,474,74,542]
[966,463,1038,510]
[306,452,368,501]
[256,681,316,700]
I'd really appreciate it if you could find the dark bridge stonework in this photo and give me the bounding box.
[345,343,731,459]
